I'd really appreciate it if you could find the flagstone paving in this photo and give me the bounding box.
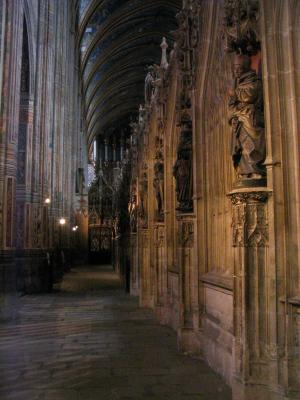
[0,265,232,400]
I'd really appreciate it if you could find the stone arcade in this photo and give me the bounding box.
[0,1,300,399]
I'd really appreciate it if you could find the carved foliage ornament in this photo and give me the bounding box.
[230,191,268,205]
[179,221,194,248]
[229,191,269,247]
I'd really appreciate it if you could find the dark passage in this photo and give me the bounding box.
[0,266,231,400]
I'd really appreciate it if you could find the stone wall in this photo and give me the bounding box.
[127,1,300,399]
[0,0,86,316]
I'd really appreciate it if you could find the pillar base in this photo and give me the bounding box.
[232,379,287,400]
[0,251,19,321]
[177,327,202,356]
[155,303,169,325]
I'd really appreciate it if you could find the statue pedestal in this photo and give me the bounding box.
[233,178,267,189]
[176,214,198,352]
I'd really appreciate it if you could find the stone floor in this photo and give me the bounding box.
[0,265,232,400]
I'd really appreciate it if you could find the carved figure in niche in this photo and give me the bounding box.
[153,155,164,221]
[173,118,193,212]
[76,168,85,195]
[128,185,137,233]
[90,234,100,252]
[144,66,155,105]
[138,105,145,129]
[139,173,148,228]
[113,212,121,238]
[229,54,265,182]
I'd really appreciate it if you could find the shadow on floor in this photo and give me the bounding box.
[0,264,232,400]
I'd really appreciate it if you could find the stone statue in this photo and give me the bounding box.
[145,66,155,105]
[173,118,193,212]
[128,184,137,233]
[153,157,164,221]
[229,54,265,182]
[139,173,148,228]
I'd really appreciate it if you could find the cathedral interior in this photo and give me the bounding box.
[0,0,300,399]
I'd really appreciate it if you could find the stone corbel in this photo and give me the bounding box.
[228,188,270,248]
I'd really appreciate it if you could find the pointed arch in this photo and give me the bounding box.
[16,14,32,250]
[23,0,36,98]
[20,16,30,96]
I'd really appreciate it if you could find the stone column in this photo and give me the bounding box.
[93,138,97,162]
[139,229,152,307]
[97,139,102,172]
[0,0,23,319]
[129,232,139,296]
[104,137,109,162]
[112,138,117,162]
[228,188,273,400]
[120,134,124,161]
[177,216,196,352]
[153,223,166,321]
[138,166,153,307]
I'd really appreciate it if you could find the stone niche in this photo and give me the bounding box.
[194,0,235,385]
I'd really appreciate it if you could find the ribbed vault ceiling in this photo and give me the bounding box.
[78,0,181,148]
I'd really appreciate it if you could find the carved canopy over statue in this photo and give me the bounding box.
[173,116,193,212]
[224,0,260,56]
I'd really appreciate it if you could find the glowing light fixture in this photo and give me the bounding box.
[59,218,66,225]
[45,198,51,204]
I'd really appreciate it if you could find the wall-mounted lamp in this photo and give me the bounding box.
[72,225,78,232]
[45,198,51,204]
[59,218,66,225]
